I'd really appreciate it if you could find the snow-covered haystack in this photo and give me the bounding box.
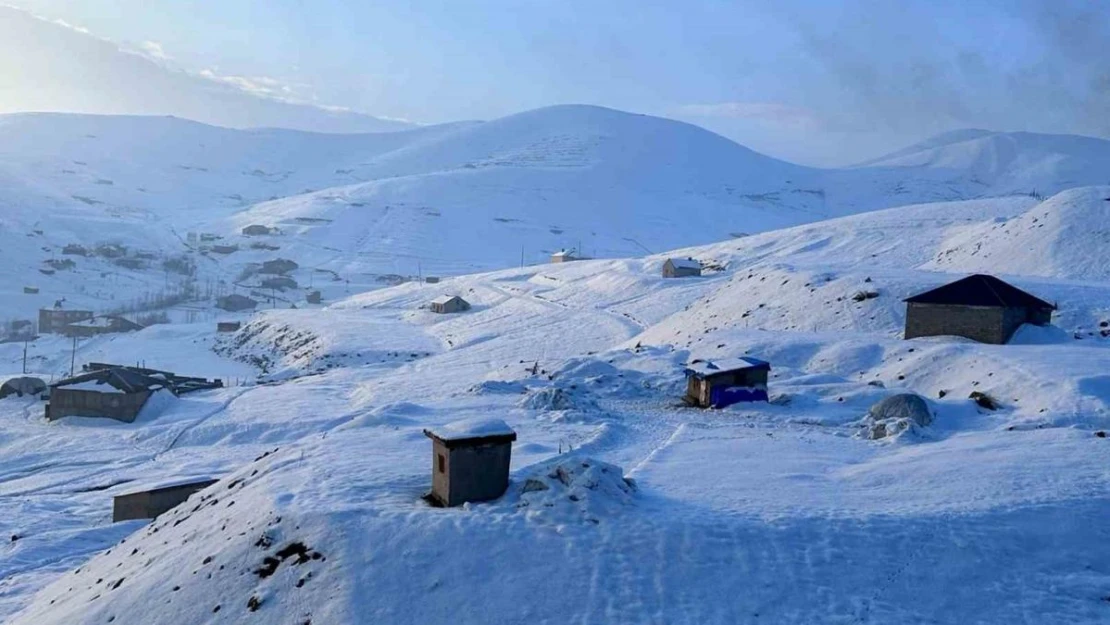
[859,393,935,440]
[513,456,636,525]
[928,186,1110,280]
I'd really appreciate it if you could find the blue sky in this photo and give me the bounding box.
[6,0,1108,165]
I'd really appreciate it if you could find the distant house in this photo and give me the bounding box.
[423,418,517,507]
[216,321,242,333]
[903,274,1055,344]
[305,290,322,304]
[662,258,702,278]
[210,244,239,255]
[46,364,223,423]
[683,357,771,408]
[216,294,258,312]
[424,276,440,284]
[260,276,298,291]
[62,315,143,338]
[23,286,39,294]
[260,258,299,275]
[241,224,274,236]
[113,478,218,522]
[430,295,470,314]
[550,250,588,263]
[38,308,94,334]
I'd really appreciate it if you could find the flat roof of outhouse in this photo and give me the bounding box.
[424,417,517,448]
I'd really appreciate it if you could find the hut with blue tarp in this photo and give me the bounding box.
[683,357,770,408]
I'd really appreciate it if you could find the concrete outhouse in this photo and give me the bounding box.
[423,418,517,507]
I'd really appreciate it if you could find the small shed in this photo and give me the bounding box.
[424,276,440,284]
[551,250,588,263]
[305,290,322,304]
[23,286,39,294]
[241,224,274,236]
[903,274,1055,344]
[683,357,771,408]
[216,294,258,312]
[430,295,470,314]
[662,258,702,278]
[423,418,517,507]
[210,244,239,255]
[112,478,218,522]
[217,321,242,333]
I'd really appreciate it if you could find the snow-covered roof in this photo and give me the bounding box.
[685,357,771,378]
[117,476,218,497]
[431,295,461,305]
[666,257,701,269]
[552,250,575,257]
[424,417,517,443]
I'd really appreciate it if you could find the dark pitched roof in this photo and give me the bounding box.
[52,364,223,395]
[904,274,1055,309]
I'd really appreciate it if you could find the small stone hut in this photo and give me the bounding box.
[38,308,94,334]
[241,224,274,236]
[903,274,1055,344]
[216,294,258,312]
[683,357,771,408]
[217,321,242,333]
[305,290,322,304]
[551,249,591,263]
[260,258,299,275]
[113,478,218,522]
[662,258,702,278]
[430,295,470,314]
[424,418,517,507]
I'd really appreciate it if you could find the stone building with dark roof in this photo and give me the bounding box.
[903,274,1055,344]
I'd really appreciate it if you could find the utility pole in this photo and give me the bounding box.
[69,335,77,377]
[521,245,524,268]
[22,340,28,374]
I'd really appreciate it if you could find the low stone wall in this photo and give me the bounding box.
[46,389,152,423]
[113,479,218,522]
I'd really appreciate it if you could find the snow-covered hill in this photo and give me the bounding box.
[856,128,1110,196]
[0,6,410,133]
[4,188,1110,624]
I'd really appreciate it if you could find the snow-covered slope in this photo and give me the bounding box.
[927,186,1110,280]
[5,188,1110,624]
[0,6,410,133]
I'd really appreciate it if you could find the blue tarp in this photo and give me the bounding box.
[709,385,769,407]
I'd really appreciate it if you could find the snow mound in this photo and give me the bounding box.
[514,456,636,525]
[518,386,599,413]
[927,186,1110,280]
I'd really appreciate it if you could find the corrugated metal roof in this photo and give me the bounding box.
[904,274,1055,309]
[667,258,701,269]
